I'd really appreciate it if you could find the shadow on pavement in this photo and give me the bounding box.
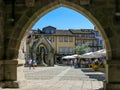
[81,68,105,81]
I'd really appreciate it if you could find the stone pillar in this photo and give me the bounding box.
[104,60,120,90]
[17,49,25,81]
[17,41,26,87]
[0,60,18,88]
[49,53,54,66]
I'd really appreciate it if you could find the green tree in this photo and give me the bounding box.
[75,43,90,55]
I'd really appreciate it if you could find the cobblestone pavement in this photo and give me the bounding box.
[2,65,105,90]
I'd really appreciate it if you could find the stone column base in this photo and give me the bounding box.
[104,81,120,90]
[0,81,19,88]
[0,60,26,88]
[0,80,27,88]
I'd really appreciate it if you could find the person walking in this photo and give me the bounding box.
[70,60,73,67]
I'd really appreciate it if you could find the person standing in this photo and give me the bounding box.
[70,60,73,67]
[32,59,37,69]
[28,59,32,70]
[74,58,78,68]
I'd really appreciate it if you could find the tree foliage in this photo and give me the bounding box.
[75,43,90,55]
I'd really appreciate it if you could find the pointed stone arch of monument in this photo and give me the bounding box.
[1,0,120,89]
[31,37,55,66]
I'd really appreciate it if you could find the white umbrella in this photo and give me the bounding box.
[71,54,82,58]
[62,55,76,59]
[94,49,106,57]
[81,52,96,58]
[71,54,78,57]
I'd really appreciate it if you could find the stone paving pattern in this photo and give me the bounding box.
[2,65,105,90]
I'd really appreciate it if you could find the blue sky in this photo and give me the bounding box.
[32,7,94,30]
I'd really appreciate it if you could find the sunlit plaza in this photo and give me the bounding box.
[2,65,105,90]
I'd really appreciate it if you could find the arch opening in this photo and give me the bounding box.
[19,2,111,61]
[16,1,112,90]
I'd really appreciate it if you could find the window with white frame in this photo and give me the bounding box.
[64,36,68,42]
[59,47,63,54]
[69,36,73,42]
[64,48,68,54]
[59,36,63,42]
[69,47,73,54]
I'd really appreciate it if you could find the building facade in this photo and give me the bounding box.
[25,26,104,63]
[69,27,104,52]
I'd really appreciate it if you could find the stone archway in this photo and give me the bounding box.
[10,1,111,59]
[1,0,120,89]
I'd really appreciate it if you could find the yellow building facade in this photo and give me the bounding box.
[27,26,103,58]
